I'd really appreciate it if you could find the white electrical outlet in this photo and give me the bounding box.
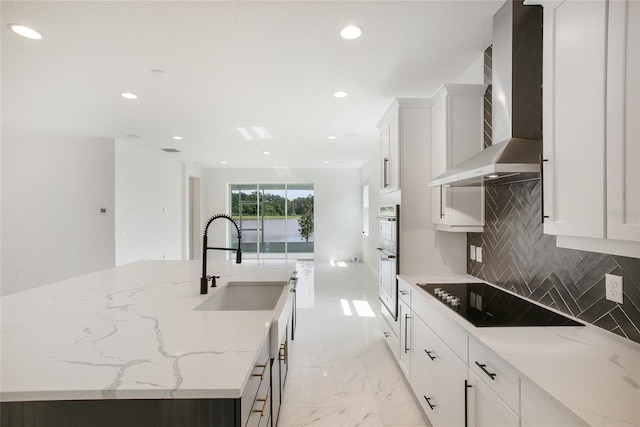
[475,246,483,263]
[470,245,476,261]
[605,274,623,304]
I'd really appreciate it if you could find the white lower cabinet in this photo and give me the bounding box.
[412,313,467,419]
[383,283,586,427]
[411,360,463,427]
[398,298,411,377]
[379,311,400,360]
[467,369,519,427]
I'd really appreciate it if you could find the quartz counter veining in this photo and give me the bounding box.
[0,259,297,402]
[399,274,640,427]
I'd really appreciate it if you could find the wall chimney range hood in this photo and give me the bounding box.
[428,0,543,188]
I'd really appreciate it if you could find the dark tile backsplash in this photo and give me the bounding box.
[467,180,640,344]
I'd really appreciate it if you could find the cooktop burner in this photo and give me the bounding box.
[417,282,583,327]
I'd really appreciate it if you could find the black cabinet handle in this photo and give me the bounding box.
[475,361,497,380]
[540,154,549,224]
[424,349,436,360]
[399,290,408,295]
[423,395,436,410]
[464,380,472,427]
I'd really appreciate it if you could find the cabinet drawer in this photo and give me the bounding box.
[468,369,519,427]
[469,337,519,414]
[241,339,271,426]
[380,300,400,337]
[411,363,464,427]
[398,278,412,304]
[412,315,467,418]
[521,378,588,427]
[411,293,468,361]
[380,315,400,360]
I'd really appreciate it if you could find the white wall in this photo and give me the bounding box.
[201,168,362,262]
[115,140,183,266]
[1,136,116,295]
[452,52,485,85]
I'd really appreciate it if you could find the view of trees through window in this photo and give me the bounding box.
[229,184,314,258]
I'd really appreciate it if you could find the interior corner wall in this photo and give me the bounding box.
[114,140,183,266]
[201,168,363,262]
[1,136,116,295]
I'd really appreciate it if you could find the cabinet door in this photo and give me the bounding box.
[398,298,411,378]
[381,123,391,192]
[542,0,607,238]
[381,115,399,193]
[432,100,448,225]
[467,370,519,427]
[607,0,640,242]
[430,85,485,231]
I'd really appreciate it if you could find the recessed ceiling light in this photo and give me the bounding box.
[120,92,138,100]
[172,136,183,140]
[220,161,227,164]
[262,150,270,155]
[323,161,331,164]
[333,91,348,98]
[486,174,500,179]
[340,25,362,40]
[327,136,337,140]
[9,24,42,40]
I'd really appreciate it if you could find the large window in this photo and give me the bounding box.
[230,184,314,259]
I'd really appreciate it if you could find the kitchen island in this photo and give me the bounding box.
[0,259,297,426]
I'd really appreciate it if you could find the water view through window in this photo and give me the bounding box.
[230,184,314,259]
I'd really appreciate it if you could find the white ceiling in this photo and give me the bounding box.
[1,0,503,169]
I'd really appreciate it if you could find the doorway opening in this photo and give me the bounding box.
[229,184,314,259]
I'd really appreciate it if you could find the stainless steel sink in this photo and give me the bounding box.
[194,281,286,311]
[194,280,294,358]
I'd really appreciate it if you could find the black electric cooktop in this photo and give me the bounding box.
[417,283,583,327]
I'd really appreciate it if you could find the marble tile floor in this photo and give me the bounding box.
[279,261,428,427]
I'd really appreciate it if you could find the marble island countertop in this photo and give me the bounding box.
[399,274,640,427]
[1,259,297,402]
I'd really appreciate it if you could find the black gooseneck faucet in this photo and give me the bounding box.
[201,214,242,294]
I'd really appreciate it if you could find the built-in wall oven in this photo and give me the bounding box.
[378,205,399,320]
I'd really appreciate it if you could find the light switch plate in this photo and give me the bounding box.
[475,246,483,263]
[605,274,623,304]
[470,245,476,261]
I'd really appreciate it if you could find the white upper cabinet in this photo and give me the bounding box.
[378,99,431,195]
[537,0,640,254]
[380,114,399,193]
[539,0,607,238]
[607,0,640,243]
[430,84,486,232]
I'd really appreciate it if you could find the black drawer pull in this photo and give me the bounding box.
[424,350,436,360]
[423,395,436,410]
[475,361,497,380]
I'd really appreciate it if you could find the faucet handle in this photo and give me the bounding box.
[208,275,221,287]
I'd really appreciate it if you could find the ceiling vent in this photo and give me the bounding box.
[161,148,181,153]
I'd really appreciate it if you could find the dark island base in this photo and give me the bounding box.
[1,398,241,427]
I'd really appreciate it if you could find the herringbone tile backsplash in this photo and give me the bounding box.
[467,180,640,344]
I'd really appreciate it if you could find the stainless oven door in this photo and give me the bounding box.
[378,248,397,320]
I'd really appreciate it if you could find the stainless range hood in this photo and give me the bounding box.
[428,0,543,188]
